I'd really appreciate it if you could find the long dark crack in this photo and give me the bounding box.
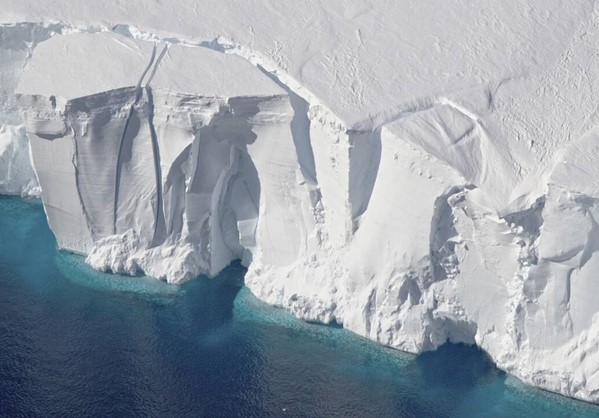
[113,43,158,234]
[146,86,166,247]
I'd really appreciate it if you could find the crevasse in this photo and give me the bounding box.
[3,14,599,405]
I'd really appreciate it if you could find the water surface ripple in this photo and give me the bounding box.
[0,196,598,418]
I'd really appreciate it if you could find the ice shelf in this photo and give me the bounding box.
[3,0,599,403]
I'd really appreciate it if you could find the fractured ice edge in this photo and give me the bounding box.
[3,20,599,405]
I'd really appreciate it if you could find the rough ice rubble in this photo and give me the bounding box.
[4,0,599,404]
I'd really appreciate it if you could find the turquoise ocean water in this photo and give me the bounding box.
[0,195,598,417]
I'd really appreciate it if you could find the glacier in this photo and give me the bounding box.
[3,0,599,404]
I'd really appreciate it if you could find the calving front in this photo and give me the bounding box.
[2,1,599,405]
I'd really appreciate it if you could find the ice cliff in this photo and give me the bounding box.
[4,0,599,404]
[16,32,305,283]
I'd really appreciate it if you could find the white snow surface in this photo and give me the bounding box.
[3,0,599,403]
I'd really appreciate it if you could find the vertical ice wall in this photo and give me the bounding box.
[0,24,61,196]
[16,33,316,281]
[10,12,599,403]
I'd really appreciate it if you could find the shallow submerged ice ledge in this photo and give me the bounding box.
[6,15,599,405]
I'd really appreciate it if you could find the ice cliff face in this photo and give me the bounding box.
[4,0,599,404]
[0,23,54,196]
[17,33,313,284]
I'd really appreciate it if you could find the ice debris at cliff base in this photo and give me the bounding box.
[3,0,599,404]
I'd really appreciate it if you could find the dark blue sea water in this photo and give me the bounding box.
[0,196,598,418]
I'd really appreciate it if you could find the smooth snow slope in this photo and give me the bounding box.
[3,0,599,404]
[1,0,592,128]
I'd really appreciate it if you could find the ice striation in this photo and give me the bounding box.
[17,33,311,285]
[0,23,58,196]
[4,0,599,404]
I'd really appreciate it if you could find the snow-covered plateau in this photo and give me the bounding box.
[3,0,599,403]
